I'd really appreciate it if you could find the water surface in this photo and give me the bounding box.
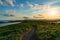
[0,22,21,27]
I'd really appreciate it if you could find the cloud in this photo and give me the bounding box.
[6,10,16,14]
[0,10,16,17]
[6,0,15,7]
[3,10,23,20]
[27,2,41,10]
[17,4,24,8]
[20,4,24,8]
[0,13,14,17]
[27,1,60,20]
[27,0,59,10]
[0,0,15,7]
[30,4,41,10]
[0,0,3,5]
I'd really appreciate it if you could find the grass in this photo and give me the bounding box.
[0,21,60,40]
[0,22,32,40]
[22,21,60,40]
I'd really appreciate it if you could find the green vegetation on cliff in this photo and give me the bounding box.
[0,21,60,40]
[0,22,32,40]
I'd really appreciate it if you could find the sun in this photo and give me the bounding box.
[48,8,58,16]
[41,7,59,20]
[49,9,57,16]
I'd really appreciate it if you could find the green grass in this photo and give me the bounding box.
[36,24,60,40]
[0,21,60,40]
[22,21,60,40]
[0,23,32,40]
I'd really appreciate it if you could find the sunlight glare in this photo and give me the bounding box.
[48,8,58,16]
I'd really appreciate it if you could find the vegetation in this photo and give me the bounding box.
[0,22,32,40]
[35,22,60,40]
[0,21,60,40]
[23,21,60,40]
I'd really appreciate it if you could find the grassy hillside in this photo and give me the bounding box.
[0,22,32,40]
[22,21,60,40]
[35,22,60,40]
[0,21,60,40]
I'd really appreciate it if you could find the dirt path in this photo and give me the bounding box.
[22,26,37,40]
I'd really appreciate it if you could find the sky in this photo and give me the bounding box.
[0,0,60,20]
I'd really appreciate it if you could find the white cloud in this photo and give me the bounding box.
[0,0,15,6]
[0,10,16,17]
[27,0,59,10]
[0,0,3,5]
[27,2,41,10]
[4,10,24,20]
[16,4,24,8]
[1,10,12,17]
[6,0,15,7]
[6,10,16,14]
[20,4,24,8]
